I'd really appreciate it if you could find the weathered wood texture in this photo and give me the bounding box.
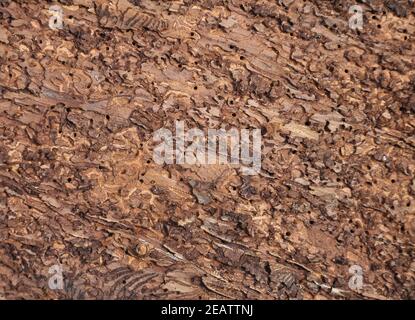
[0,0,414,299]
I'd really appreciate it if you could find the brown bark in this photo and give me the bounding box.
[0,0,414,299]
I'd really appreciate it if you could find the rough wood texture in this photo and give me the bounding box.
[0,0,414,299]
